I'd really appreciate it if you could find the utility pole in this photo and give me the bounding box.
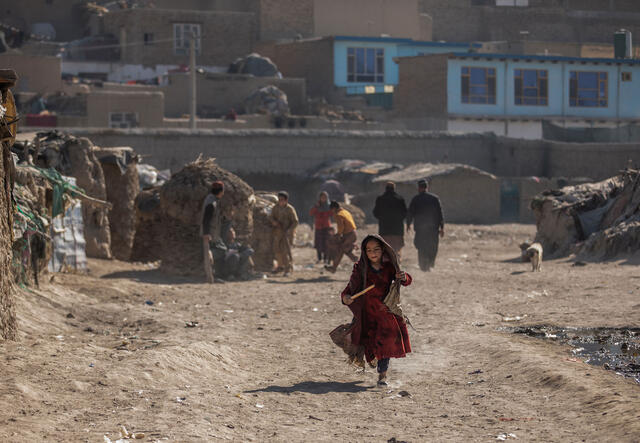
[189,30,197,130]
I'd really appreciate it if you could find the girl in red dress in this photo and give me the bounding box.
[340,234,412,386]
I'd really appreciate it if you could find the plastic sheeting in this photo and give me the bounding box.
[48,177,87,272]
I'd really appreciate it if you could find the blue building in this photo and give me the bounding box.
[260,36,481,110]
[396,52,640,138]
[332,36,481,96]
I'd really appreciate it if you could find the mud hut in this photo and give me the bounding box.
[1,69,18,339]
[365,163,501,224]
[134,157,255,276]
[532,169,640,259]
[131,187,162,263]
[97,147,139,261]
[1,142,15,340]
[14,132,112,259]
[252,193,277,271]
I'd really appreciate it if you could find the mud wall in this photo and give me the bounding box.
[69,129,640,182]
[1,144,16,340]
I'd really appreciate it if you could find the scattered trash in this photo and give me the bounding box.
[144,300,154,306]
[176,397,186,403]
[397,390,411,398]
[260,314,269,319]
[89,363,95,368]
[501,314,527,322]
[185,321,199,328]
[223,310,234,313]
[255,403,264,408]
[572,261,587,267]
[496,433,517,440]
[66,313,75,319]
[308,415,324,421]
[312,308,319,312]
[468,369,483,375]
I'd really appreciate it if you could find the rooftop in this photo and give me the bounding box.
[335,36,482,48]
[448,52,640,66]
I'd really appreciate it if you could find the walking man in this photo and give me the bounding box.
[325,201,358,273]
[270,191,298,275]
[407,179,444,271]
[373,181,407,258]
[201,181,227,283]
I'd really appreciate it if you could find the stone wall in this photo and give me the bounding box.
[102,9,255,66]
[67,129,640,182]
[256,39,334,99]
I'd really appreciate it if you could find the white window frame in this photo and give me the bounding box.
[109,112,139,129]
[174,23,201,56]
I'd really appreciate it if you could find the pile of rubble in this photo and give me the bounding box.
[532,169,640,259]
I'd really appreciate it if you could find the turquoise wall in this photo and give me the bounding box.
[447,57,640,119]
[333,38,476,94]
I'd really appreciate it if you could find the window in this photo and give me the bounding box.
[109,112,139,129]
[495,0,528,6]
[514,69,548,105]
[174,23,201,56]
[461,67,496,104]
[347,48,384,83]
[144,33,154,45]
[569,71,608,107]
[622,72,632,82]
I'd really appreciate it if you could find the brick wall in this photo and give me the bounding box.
[258,0,314,41]
[395,54,448,118]
[102,9,255,66]
[257,38,334,99]
[420,1,640,43]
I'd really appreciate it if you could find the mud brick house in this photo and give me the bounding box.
[98,8,255,67]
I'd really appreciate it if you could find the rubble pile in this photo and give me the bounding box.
[244,85,289,116]
[133,157,255,276]
[97,147,139,261]
[532,169,640,259]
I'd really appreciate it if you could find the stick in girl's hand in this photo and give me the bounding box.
[350,284,375,300]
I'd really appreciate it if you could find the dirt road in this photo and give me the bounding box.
[1,224,639,442]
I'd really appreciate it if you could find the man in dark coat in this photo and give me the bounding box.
[373,181,407,258]
[407,179,444,271]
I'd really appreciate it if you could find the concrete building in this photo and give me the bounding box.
[259,36,480,107]
[395,52,640,139]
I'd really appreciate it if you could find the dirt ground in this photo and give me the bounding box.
[1,224,640,442]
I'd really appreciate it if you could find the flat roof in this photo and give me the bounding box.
[449,52,640,65]
[334,36,482,48]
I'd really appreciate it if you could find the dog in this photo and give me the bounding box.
[525,242,543,272]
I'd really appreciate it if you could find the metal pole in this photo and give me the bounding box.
[189,30,197,130]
